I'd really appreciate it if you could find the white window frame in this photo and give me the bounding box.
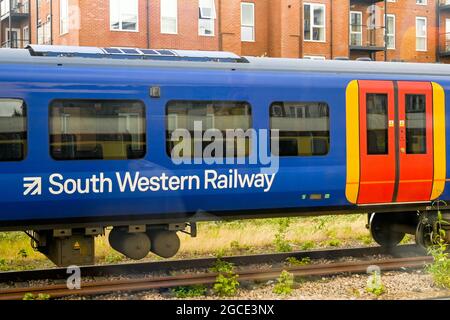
[199,0,216,36]
[304,3,326,42]
[109,0,139,32]
[241,2,255,42]
[350,11,362,46]
[161,0,178,35]
[416,17,427,51]
[446,18,450,52]
[416,0,427,5]
[60,0,69,35]
[385,14,395,50]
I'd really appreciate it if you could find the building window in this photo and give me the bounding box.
[161,0,178,34]
[416,0,427,5]
[446,18,450,51]
[50,100,146,161]
[270,102,330,157]
[5,28,20,48]
[416,17,427,51]
[304,3,325,42]
[60,0,69,35]
[241,2,255,42]
[386,14,395,49]
[0,99,27,161]
[199,0,216,36]
[23,25,29,46]
[37,20,43,44]
[350,11,362,46]
[110,0,138,32]
[166,101,252,159]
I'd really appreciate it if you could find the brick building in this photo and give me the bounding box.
[1,0,450,63]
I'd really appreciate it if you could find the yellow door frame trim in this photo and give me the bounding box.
[345,80,360,204]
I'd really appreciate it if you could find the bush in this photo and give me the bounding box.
[273,271,294,295]
[171,285,207,298]
[213,273,239,297]
[23,293,51,300]
[365,271,386,296]
[285,257,311,266]
[426,212,450,289]
[274,219,292,253]
[211,259,240,297]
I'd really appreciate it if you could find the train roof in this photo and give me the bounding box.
[0,44,449,77]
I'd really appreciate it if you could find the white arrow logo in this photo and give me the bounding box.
[23,177,42,196]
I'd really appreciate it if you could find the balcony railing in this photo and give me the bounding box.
[349,25,386,51]
[0,0,29,18]
[1,38,29,48]
[439,0,450,9]
[439,32,450,56]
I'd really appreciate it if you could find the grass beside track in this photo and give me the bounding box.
[0,214,414,271]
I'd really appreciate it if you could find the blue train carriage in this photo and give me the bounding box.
[0,44,448,267]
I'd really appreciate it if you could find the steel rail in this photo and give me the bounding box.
[0,244,425,283]
[0,255,433,300]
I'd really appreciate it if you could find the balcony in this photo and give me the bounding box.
[349,25,386,52]
[439,32,450,57]
[0,0,29,21]
[439,0,450,11]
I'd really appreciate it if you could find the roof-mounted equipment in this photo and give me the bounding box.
[25,45,249,63]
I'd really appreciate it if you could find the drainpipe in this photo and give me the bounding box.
[437,2,440,63]
[146,0,150,48]
[50,0,53,44]
[299,2,303,58]
[330,0,333,59]
[8,0,12,47]
[35,0,39,44]
[384,0,387,61]
[218,0,222,51]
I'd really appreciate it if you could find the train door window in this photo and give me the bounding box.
[50,100,146,160]
[366,93,388,155]
[0,99,27,161]
[166,101,252,159]
[405,94,426,154]
[270,102,330,156]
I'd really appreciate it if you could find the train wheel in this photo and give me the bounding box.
[415,221,434,248]
[369,213,405,247]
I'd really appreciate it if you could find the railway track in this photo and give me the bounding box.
[0,244,425,283]
[0,244,432,300]
[0,255,433,300]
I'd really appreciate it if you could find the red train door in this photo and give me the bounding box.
[396,82,434,202]
[345,80,447,205]
[358,81,397,204]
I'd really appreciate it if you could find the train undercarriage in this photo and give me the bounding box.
[27,223,197,267]
[20,210,450,267]
[369,211,450,248]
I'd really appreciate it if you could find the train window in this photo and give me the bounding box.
[366,94,388,155]
[405,94,426,154]
[166,101,252,159]
[0,99,27,161]
[50,100,146,160]
[270,102,330,156]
